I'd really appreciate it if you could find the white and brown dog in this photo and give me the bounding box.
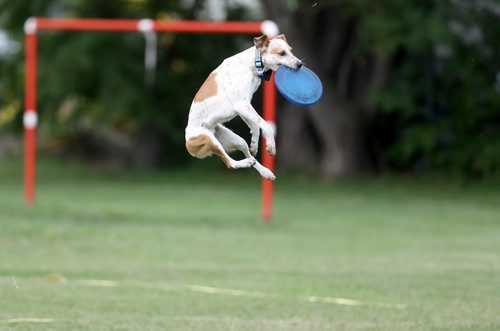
[185,34,302,181]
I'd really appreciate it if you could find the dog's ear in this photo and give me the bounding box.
[254,35,270,51]
[274,34,287,43]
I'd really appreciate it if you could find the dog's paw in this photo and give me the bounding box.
[250,142,258,156]
[259,168,276,181]
[233,158,256,169]
[266,143,276,156]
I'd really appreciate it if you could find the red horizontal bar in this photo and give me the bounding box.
[37,18,141,31]
[34,18,262,34]
[154,20,262,34]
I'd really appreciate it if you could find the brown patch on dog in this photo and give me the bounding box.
[270,47,285,55]
[193,72,218,103]
[253,35,270,51]
[186,134,233,168]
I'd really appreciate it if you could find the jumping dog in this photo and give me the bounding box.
[185,34,303,180]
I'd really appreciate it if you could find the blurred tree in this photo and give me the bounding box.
[374,1,500,177]
[262,0,500,178]
[1,0,498,177]
[262,0,392,177]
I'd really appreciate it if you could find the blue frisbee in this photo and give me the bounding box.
[275,66,323,107]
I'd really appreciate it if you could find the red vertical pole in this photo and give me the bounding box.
[24,19,37,206]
[261,74,277,222]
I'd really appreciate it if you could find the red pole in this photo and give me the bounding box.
[24,19,38,207]
[261,74,277,222]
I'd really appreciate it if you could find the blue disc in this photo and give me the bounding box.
[275,66,323,107]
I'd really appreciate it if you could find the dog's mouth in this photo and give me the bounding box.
[278,64,299,70]
[279,64,301,71]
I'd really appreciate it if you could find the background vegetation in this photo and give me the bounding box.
[0,0,499,177]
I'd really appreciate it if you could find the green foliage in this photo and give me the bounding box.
[317,0,499,177]
[369,1,500,177]
[1,0,498,176]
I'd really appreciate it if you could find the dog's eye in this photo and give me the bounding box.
[279,51,286,56]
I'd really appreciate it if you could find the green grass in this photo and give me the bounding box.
[0,157,499,330]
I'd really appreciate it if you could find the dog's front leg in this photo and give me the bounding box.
[241,117,260,156]
[235,103,276,155]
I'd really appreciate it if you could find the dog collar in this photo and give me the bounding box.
[255,48,272,81]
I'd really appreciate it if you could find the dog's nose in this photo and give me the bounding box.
[297,61,303,69]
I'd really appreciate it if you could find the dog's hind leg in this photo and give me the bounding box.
[186,131,255,170]
[215,125,276,181]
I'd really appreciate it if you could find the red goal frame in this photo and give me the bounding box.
[24,18,277,222]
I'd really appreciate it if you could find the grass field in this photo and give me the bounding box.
[1,157,499,330]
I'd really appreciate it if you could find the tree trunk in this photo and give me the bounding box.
[277,103,318,171]
[262,0,388,178]
[132,123,162,169]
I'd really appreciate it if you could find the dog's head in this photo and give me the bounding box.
[254,34,303,71]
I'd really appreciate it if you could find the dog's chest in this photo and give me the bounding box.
[217,58,261,100]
